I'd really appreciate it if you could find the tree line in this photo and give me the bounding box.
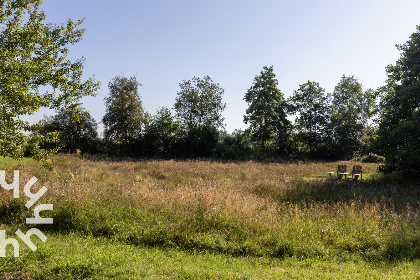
[35,70,375,161]
[1,0,419,177]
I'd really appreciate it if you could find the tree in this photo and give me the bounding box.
[174,76,226,130]
[330,75,374,159]
[143,107,182,158]
[375,25,420,177]
[174,76,226,157]
[288,81,330,158]
[243,66,291,155]
[0,0,99,163]
[38,107,98,153]
[102,75,144,143]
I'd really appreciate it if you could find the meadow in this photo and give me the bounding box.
[0,154,419,279]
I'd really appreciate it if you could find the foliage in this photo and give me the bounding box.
[143,107,182,158]
[174,76,226,158]
[180,125,220,158]
[361,153,386,163]
[216,129,251,160]
[174,75,226,130]
[244,66,292,156]
[37,107,98,153]
[0,0,99,163]
[102,75,144,143]
[375,25,420,177]
[288,81,331,158]
[330,75,375,159]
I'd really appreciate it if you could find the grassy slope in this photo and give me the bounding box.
[0,155,419,279]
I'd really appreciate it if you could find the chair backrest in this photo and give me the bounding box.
[353,165,362,173]
[337,165,347,173]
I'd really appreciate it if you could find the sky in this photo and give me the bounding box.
[25,0,420,134]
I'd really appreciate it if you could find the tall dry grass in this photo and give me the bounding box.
[1,154,419,261]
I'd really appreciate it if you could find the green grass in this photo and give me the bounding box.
[1,232,420,279]
[0,156,35,170]
[0,154,419,279]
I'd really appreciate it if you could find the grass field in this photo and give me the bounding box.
[0,154,419,279]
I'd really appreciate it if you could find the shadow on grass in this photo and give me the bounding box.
[273,175,420,210]
[80,152,335,166]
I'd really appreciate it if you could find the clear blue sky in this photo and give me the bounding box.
[27,0,420,134]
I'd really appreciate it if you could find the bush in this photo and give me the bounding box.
[362,153,385,163]
[216,130,251,160]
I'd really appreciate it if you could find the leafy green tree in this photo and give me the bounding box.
[289,81,330,157]
[174,76,226,130]
[143,107,182,158]
[375,25,420,177]
[102,75,144,143]
[174,76,226,157]
[0,0,100,163]
[38,108,98,153]
[330,75,374,159]
[243,66,291,155]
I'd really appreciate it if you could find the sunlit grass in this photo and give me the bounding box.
[1,232,419,280]
[0,156,35,170]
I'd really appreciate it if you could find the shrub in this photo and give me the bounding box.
[362,153,385,163]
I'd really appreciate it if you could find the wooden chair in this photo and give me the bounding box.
[328,165,347,180]
[352,165,363,181]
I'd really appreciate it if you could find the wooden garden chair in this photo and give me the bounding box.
[328,165,348,180]
[352,165,363,181]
